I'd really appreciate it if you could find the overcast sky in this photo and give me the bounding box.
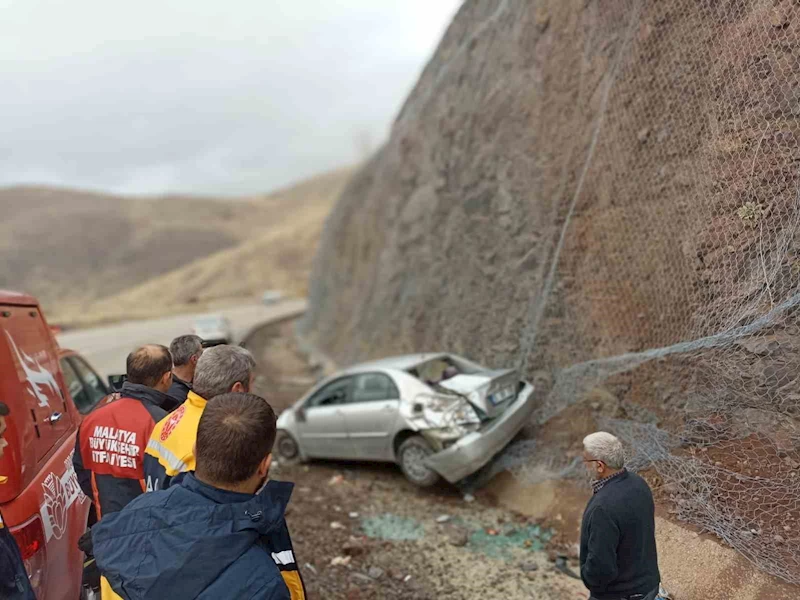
[0,0,462,196]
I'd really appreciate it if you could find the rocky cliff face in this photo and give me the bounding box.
[302,0,800,584]
[303,0,800,376]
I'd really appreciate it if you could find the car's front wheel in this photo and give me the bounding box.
[398,436,441,487]
[275,430,302,465]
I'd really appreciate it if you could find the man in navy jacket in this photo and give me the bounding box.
[580,431,661,600]
[91,392,306,600]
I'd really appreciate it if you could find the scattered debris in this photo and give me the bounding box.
[403,575,412,583]
[470,523,552,558]
[349,512,360,519]
[361,514,424,541]
[463,493,476,503]
[330,556,352,567]
[554,556,581,580]
[342,538,367,557]
[297,486,311,494]
[351,573,373,584]
[448,528,470,547]
[329,474,345,486]
[435,514,452,524]
[567,543,580,560]
[304,563,317,575]
[368,566,385,580]
[519,562,539,573]
[330,521,346,530]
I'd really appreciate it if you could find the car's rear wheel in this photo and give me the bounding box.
[275,430,302,465]
[398,436,441,487]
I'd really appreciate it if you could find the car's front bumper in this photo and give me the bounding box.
[423,382,536,483]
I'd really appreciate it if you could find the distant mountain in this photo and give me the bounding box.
[0,168,353,323]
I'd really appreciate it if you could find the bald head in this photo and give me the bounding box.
[126,344,173,391]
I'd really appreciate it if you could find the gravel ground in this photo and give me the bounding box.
[273,460,588,600]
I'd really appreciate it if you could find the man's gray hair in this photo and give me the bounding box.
[193,345,256,400]
[170,335,204,367]
[583,431,625,469]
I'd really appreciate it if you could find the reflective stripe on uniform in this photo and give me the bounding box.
[146,439,188,475]
[271,550,295,566]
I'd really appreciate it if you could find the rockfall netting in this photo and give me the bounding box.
[303,0,800,584]
[509,0,800,584]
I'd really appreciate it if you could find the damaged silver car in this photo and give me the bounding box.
[275,353,536,487]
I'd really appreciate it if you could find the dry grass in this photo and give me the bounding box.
[52,168,354,327]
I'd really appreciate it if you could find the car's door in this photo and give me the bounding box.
[296,377,355,459]
[339,373,401,461]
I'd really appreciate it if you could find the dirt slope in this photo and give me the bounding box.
[0,168,352,324]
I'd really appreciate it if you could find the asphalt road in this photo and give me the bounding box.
[57,299,307,378]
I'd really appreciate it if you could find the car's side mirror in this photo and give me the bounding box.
[107,374,127,391]
[296,407,307,422]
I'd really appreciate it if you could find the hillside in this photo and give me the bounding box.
[0,167,352,323]
[68,168,353,325]
[301,0,800,590]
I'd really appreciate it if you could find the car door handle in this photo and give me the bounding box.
[45,412,63,424]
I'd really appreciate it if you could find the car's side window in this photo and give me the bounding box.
[68,356,108,413]
[351,373,399,403]
[61,358,93,414]
[307,378,352,408]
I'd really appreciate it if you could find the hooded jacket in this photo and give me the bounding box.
[91,474,305,600]
[73,382,170,518]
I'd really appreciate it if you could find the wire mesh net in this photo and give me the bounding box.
[510,0,800,584]
[302,0,800,585]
